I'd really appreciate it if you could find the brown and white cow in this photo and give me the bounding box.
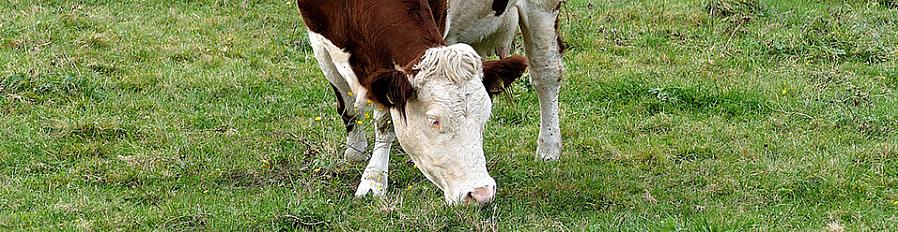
[297,0,563,205]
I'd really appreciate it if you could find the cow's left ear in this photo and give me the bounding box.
[482,55,528,96]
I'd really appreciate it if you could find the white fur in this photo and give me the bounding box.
[516,2,565,160]
[444,0,520,57]
[445,0,565,160]
[308,31,369,161]
[308,32,370,108]
[413,44,483,85]
[392,44,496,204]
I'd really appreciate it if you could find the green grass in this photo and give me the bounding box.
[2,0,897,230]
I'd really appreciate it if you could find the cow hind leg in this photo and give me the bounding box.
[355,109,394,197]
[519,1,564,160]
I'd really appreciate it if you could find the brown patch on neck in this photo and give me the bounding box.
[428,0,448,33]
[298,0,446,68]
[367,70,415,119]
[298,0,448,110]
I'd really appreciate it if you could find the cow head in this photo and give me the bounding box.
[366,44,527,205]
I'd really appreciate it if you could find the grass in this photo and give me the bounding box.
[1,0,897,230]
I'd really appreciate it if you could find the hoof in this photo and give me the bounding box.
[537,139,561,161]
[354,169,387,197]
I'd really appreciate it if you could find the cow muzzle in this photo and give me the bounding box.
[463,185,496,205]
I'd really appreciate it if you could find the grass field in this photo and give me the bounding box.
[2,0,897,230]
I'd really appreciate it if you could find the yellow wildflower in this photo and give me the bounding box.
[365,112,371,119]
[357,120,363,125]
[347,91,353,97]
[314,116,322,121]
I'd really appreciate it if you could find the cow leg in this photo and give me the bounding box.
[309,32,368,162]
[355,109,394,197]
[330,85,368,162]
[518,1,564,160]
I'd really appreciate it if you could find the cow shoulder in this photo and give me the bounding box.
[296,0,332,34]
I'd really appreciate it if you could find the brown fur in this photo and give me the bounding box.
[367,70,415,118]
[428,0,448,32]
[297,0,445,70]
[298,0,444,112]
[483,55,528,96]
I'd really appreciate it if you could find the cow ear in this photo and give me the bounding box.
[482,55,528,97]
[367,69,415,116]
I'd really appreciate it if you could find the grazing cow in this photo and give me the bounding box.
[297,0,530,204]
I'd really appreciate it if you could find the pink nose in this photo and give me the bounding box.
[465,186,495,205]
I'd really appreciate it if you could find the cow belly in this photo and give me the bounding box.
[445,16,504,44]
[444,0,520,57]
[307,31,368,107]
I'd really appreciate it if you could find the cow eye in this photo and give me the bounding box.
[427,115,441,130]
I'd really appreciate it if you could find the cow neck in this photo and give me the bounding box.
[299,0,448,78]
[367,14,446,73]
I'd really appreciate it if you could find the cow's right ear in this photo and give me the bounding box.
[482,55,528,97]
[367,69,415,115]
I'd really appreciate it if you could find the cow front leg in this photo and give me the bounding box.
[519,2,564,160]
[329,85,368,162]
[342,113,368,162]
[310,31,368,162]
[355,109,394,197]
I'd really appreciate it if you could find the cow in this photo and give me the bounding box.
[297,0,564,205]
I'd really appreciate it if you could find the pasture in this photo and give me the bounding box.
[2,0,897,230]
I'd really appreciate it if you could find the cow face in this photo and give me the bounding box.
[366,44,527,205]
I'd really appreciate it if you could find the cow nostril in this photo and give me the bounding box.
[467,186,495,205]
[463,191,476,204]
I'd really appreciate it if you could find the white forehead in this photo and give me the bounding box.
[411,44,487,106]
[411,44,482,88]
